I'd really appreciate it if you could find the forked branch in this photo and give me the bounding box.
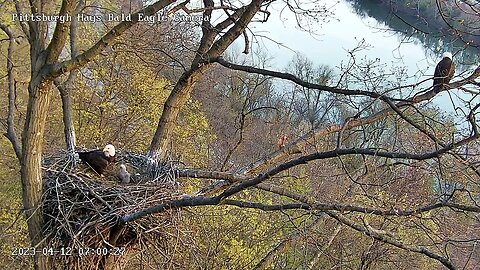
[0,23,21,161]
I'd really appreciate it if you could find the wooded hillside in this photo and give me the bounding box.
[1,0,480,269]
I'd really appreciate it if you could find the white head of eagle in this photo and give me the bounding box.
[103,144,116,157]
[433,52,455,93]
[442,52,452,60]
[78,144,116,175]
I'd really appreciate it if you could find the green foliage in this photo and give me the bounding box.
[73,48,215,166]
[74,52,168,151]
[173,99,216,167]
[183,206,291,269]
[1,1,478,269]
[0,138,30,269]
[0,2,19,29]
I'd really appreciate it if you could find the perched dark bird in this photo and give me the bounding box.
[78,144,116,175]
[118,164,131,184]
[433,52,455,93]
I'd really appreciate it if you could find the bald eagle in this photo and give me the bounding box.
[118,164,131,184]
[433,52,455,93]
[78,144,116,175]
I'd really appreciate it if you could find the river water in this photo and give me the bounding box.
[249,0,434,73]
[237,0,479,118]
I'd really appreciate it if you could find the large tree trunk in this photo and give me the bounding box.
[147,0,265,158]
[148,64,209,157]
[21,80,54,270]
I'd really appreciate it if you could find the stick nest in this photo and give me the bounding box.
[41,150,185,268]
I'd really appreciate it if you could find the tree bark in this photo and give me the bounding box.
[20,2,76,268]
[0,23,22,160]
[21,81,54,270]
[56,1,82,153]
[60,89,76,153]
[59,1,83,153]
[148,65,209,157]
[148,0,265,158]
[12,1,195,269]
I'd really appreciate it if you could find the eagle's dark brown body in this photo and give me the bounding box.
[78,145,116,175]
[433,54,455,93]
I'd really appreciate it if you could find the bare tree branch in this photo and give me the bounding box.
[308,223,342,269]
[222,200,310,210]
[214,57,408,101]
[237,63,480,176]
[325,210,457,270]
[132,143,479,223]
[0,23,22,161]
[168,0,231,15]
[148,0,269,157]
[199,97,480,195]
[177,168,248,182]
[54,0,85,153]
[252,216,324,270]
[48,0,177,79]
[45,0,76,64]
[13,0,30,40]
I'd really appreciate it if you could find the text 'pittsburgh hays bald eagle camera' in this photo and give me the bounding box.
[433,52,455,93]
[77,144,116,175]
